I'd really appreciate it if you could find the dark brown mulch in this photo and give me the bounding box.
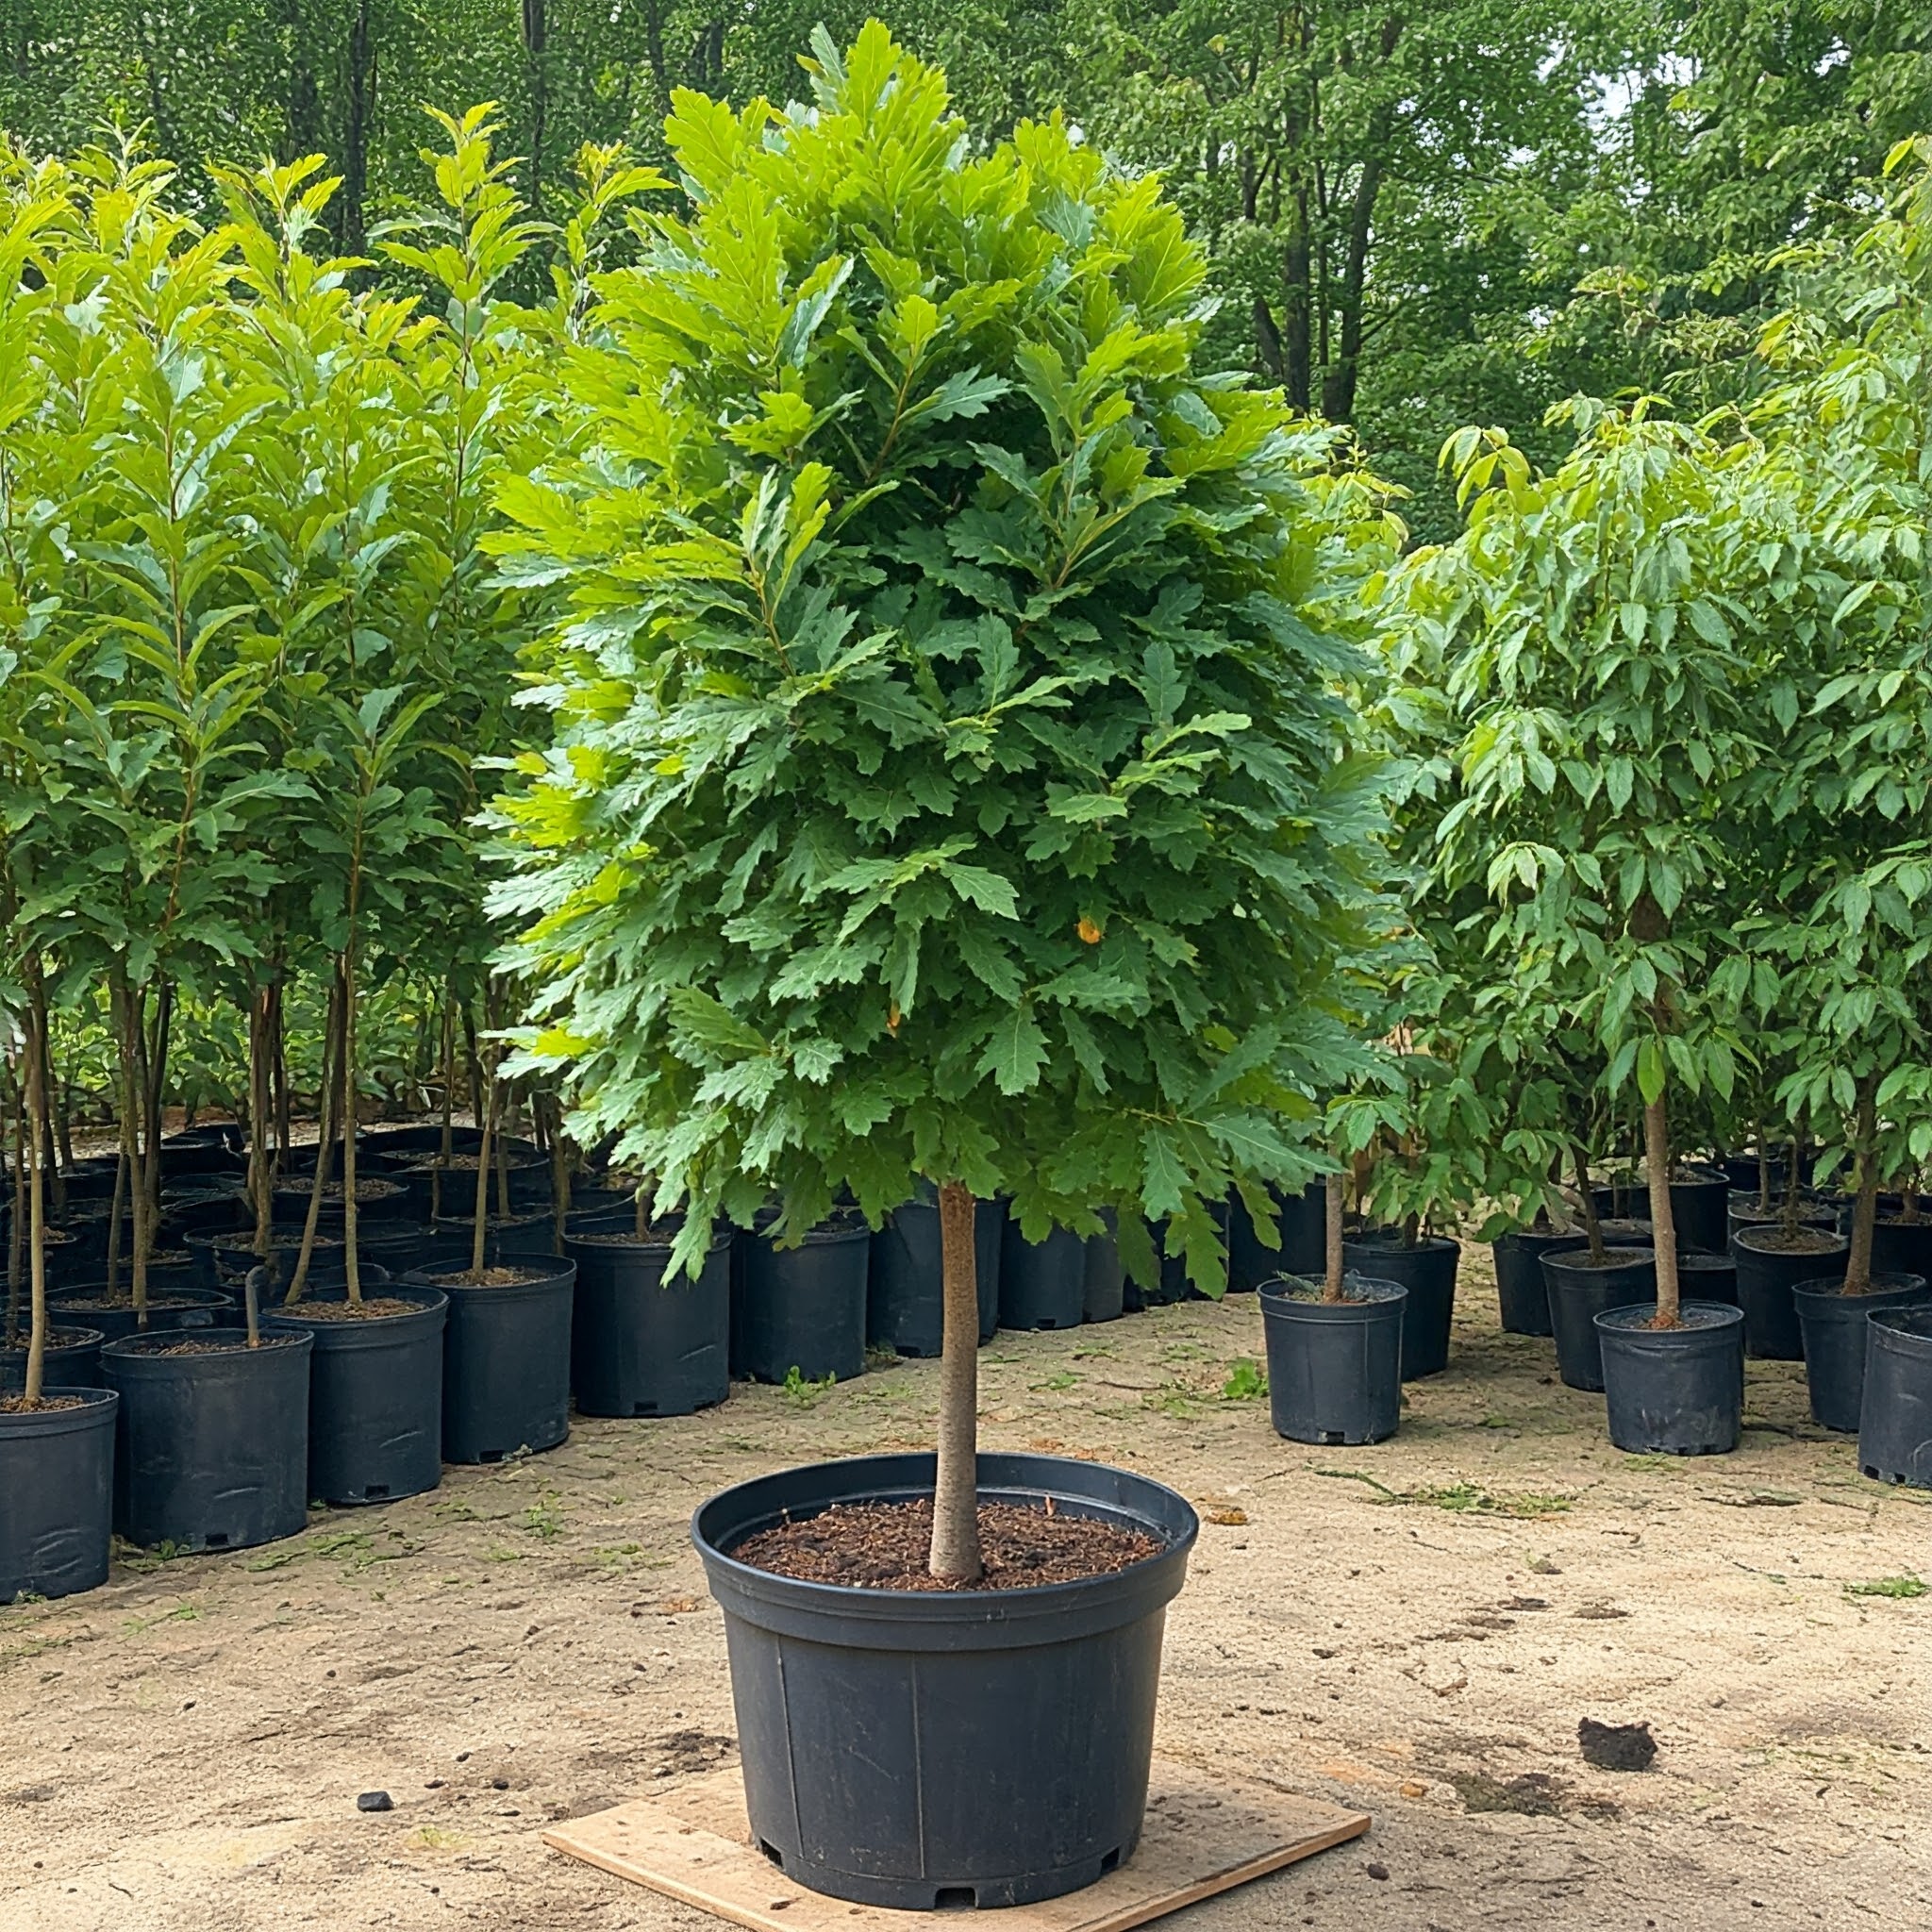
[0,1328,96,1351]
[399,1152,532,1173]
[1747,1227,1843,1254]
[1557,1247,1654,1269]
[729,1498,1163,1592]
[573,1226,678,1246]
[147,1334,303,1357]
[274,1179,405,1201]
[278,1297,421,1322]
[53,1295,208,1313]
[427,1266,552,1288]
[0,1392,92,1413]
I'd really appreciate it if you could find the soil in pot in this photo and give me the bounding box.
[0,1387,119,1601]
[1082,1210,1124,1324]
[734,1212,869,1384]
[265,1287,449,1504]
[1732,1224,1848,1361]
[998,1222,1086,1331]
[1341,1231,1458,1379]
[867,1191,1003,1357]
[1542,1247,1657,1391]
[1226,1183,1324,1291]
[1595,1302,1744,1455]
[1,1325,107,1393]
[1491,1229,1585,1336]
[1859,1307,1932,1488]
[694,1452,1195,1909]
[1259,1274,1406,1444]
[1792,1273,1932,1433]
[47,1286,235,1341]
[566,1224,730,1416]
[408,1260,574,1463]
[100,1327,312,1552]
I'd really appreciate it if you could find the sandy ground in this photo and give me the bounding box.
[4,1242,1929,1932]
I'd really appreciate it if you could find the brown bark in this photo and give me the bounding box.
[6,1071,23,1347]
[1571,1141,1607,1263]
[927,1182,982,1580]
[1844,1078,1879,1294]
[1324,1169,1345,1299]
[286,966,345,1306]
[471,1035,498,1276]
[21,980,48,1406]
[1644,1098,1681,1327]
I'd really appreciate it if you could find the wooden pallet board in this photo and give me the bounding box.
[543,1758,1371,1932]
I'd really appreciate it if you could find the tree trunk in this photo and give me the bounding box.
[21,985,48,1407]
[272,976,291,1181]
[927,1181,982,1581]
[1284,181,1312,411]
[26,967,63,1219]
[248,985,274,1257]
[287,966,345,1306]
[341,942,362,1305]
[6,1071,24,1347]
[1570,1140,1607,1262]
[434,993,455,1224]
[523,0,548,218]
[471,1036,497,1277]
[340,0,376,254]
[1324,1168,1345,1299]
[547,1092,571,1256]
[1845,1077,1879,1294]
[1643,1097,1680,1327]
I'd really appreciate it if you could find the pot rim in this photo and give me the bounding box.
[101,1325,313,1363]
[0,1385,119,1435]
[1593,1299,1743,1337]
[1258,1272,1407,1312]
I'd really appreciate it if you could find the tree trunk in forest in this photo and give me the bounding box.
[1643,1097,1681,1327]
[927,1181,982,1581]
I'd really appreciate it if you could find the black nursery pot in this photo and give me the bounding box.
[1341,1232,1458,1379]
[1859,1307,1932,1488]
[1792,1273,1932,1434]
[100,1327,312,1552]
[1668,1165,1732,1256]
[1872,1217,1932,1283]
[999,1222,1087,1331]
[1731,1225,1849,1361]
[47,1285,234,1343]
[1227,1185,1325,1292]
[1082,1210,1124,1324]
[735,1213,870,1384]
[566,1225,731,1416]
[1595,1302,1744,1456]
[1542,1247,1657,1391]
[1491,1231,1585,1336]
[1675,1251,1738,1307]
[692,1452,1196,1909]
[0,1388,119,1601]
[1259,1274,1407,1445]
[867,1191,1004,1358]
[405,1259,575,1464]
[1,1325,107,1393]
[265,1286,449,1505]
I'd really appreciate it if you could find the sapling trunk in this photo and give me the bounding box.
[547,1093,571,1255]
[1643,1096,1681,1328]
[104,1142,126,1296]
[471,1036,498,1277]
[1324,1168,1345,1300]
[286,967,346,1307]
[1571,1141,1607,1264]
[1756,1110,1771,1215]
[145,977,174,1230]
[6,1074,24,1349]
[248,985,273,1258]
[434,993,456,1224]
[928,1181,982,1581]
[1782,1113,1807,1241]
[21,970,51,1405]
[341,946,362,1306]
[1844,1078,1879,1295]
[271,978,291,1182]
[27,970,64,1221]
[113,976,152,1324]
[493,1088,511,1218]
[1904,1174,1922,1226]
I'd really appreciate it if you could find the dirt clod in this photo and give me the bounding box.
[1578,1718,1657,1772]
[356,1790,393,1813]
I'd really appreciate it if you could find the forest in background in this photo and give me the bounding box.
[2,0,1928,534]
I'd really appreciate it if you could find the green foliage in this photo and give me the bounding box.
[1844,1573,1927,1600]
[491,25,1392,1285]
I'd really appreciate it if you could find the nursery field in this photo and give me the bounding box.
[3,1248,1926,1932]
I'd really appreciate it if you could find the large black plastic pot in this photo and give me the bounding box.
[1792,1274,1932,1433]
[1,1325,106,1392]
[101,1328,312,1551]
[1872,1217,1932,1283]
[1082,1212,1124,1324]
[692,1452,1196,1909]
[1732,1225,1849,1361]
[0,1388,118,1600]
[1491,1230,1585,1336]
[1668,1166,1732,1255]
[1227,1184,1324,1292]
[47,1285,233,1342]
[1595,1303,1744,1455]
[1259,1274,1406,1445]
[1542,1247,1656,1391]
[1341,1232,1458,1379]
[867,1191,1003,1358]
[999,1223,1087,1331]
[735,1213,870,1385]
[265,1285,448,1503]
[566,1224,730,1416]
[1676,1251,1738,1307]
[1859,1307,1932,1487]
[404,1259,574,1463]
[1727,1194,1833,1241]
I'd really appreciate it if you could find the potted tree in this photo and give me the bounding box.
[1398,407,1752,1447]
[494,27,1383,1907]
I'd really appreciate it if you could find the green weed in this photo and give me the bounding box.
[1220,1358,1268,1401]
[782,1365,838,1407]
[1845,1574,1926,1600]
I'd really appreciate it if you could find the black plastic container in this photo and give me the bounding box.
[1226,1185,1324,1292]
[1,1325,106,1392]
[1082,1212,1124,1324]
[47,1285,234,1342]
[692,1452,1196,1909]
[1727,1193,1833,1241]
[1668,1166,1732,1255]
[735,1213,870,1384]
[1542,1247,1656,1391]
[1859,1307,1932,1487]
[404,1258,574,1464]
[1259,1274,1406,1444]
[1595,1302,1744,1455]
[1732,1225,1849,1361]
[999,1222,1087,1331]
[1792,1274,1932,1433]
[265,1285,449,1503]
[1491,1230,1585,1336]
[1872,1217,1932,1283]
[1676,1250,1738,1307]
[567,1224,731,1416]
[1341,1232,1458,1379]
[866,1191,1004,1358]
[0,1388,119,1601]
[101,1327,312,1552]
